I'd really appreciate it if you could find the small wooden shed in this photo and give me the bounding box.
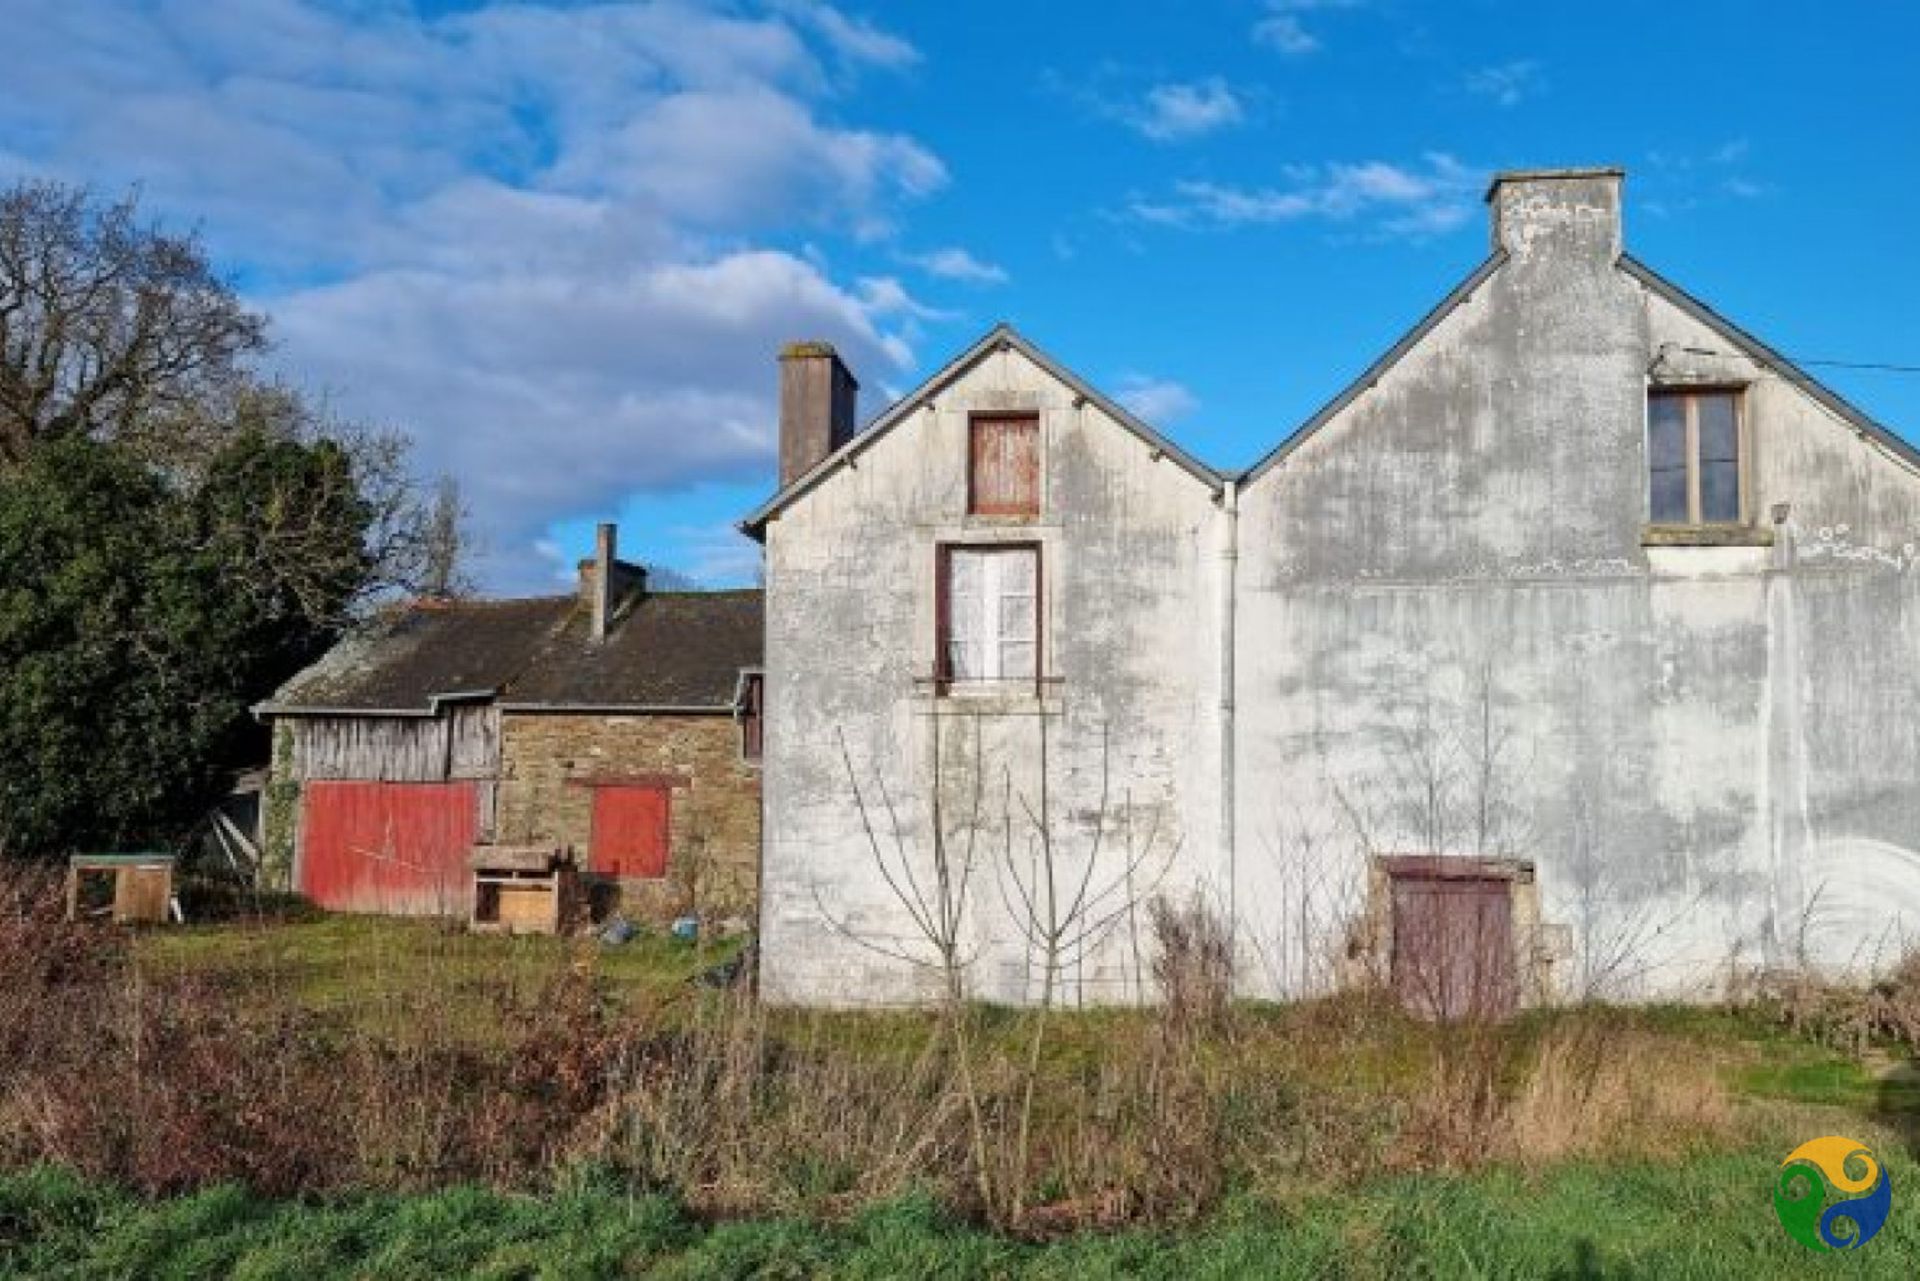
[67,853,177,925]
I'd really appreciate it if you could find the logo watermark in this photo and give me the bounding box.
[1774,1136,1891,1251]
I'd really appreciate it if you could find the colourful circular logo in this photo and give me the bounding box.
[1774,1136,1892,1251]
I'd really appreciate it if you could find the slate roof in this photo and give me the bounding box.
[502,589,763,709]
[261,589,762,716]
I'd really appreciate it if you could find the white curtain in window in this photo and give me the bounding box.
[946,547,1037,684]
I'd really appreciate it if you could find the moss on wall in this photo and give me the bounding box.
[261,721,301,892]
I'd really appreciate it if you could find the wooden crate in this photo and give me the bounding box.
[67,854,176,925]
[469,845,577,935]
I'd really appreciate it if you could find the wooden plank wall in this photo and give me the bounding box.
[290,706,500,783]
[288,706,501,843]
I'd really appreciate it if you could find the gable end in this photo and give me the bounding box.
[740,324,1223,537]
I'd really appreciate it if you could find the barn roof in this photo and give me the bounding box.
[500,589,763,710]
[259,588,763,717]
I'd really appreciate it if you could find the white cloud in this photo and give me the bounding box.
[1642,140,1769,215]
[0,0,940,589]
[1114,374,1199,424]
[1252,15,1318,54]
[1051,70,1250,145]
[1131,78,1245,142]
[554,85,945,229]
[1124,154,1481,241]
[855,274,953,322]
[907,247,1008,285]
[1711,138,1752,166]
[1464,60,1545,108]
[1252,0,1364,55]
[773,1,922,70]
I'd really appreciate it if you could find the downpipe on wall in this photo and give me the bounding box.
[1217,479,1238,973]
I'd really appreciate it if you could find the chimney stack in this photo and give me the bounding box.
[778,341,858,487]
[1485,167,1624,263]
[578,522,645,642]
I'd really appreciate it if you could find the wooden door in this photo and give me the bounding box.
[1391,874,1515,1020]
[300,781,479,914]
[589,785,671,879]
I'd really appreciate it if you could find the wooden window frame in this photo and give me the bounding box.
[738,672,764,765]
[966,412,1041,518]
[935,541,1044,698]
[1647,386,1749,528]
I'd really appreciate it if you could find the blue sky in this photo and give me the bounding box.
[5,0,1918,590]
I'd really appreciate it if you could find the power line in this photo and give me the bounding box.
[1785,356,1920,375]
[1661,343,1920,376]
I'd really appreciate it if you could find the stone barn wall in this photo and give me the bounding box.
[497,712,760,920]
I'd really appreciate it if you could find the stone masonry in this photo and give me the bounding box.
[497,712,760,919]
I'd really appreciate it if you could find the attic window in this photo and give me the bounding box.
[968,414,1040,516]
[1649,388,1743,525]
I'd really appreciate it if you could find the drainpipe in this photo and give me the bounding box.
[1217,479,1239,970]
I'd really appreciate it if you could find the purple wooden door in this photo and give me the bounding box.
[1391,874,1516,1020]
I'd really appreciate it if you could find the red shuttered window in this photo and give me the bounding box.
[968,414,1040,516]
[589,785,671,879]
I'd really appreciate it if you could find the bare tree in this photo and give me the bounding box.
[0,181,465,610]
[0,181,266,467]
[994,718,1179,1217]
[812,714,995,1209]
[419,474,469,600]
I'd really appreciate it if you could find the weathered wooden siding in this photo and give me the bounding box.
[289,706,500,782]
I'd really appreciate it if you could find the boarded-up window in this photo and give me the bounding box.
[968,414,1040,516]
[938,544,1039,692]
[589,785,671,879]
[1648,389,1743,525]
[739,673,764,763]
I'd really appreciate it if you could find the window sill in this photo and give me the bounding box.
[961,512,1044,527]
[924,688,1062,717]
[1640,523,1774,548]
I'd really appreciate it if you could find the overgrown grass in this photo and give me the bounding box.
[9,865,1920,1255]
[7,1152,1920,1279]
[137,915,738,1046]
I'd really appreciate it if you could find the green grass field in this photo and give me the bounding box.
[6,1152,1919,1279]
[3,917,1915,1277]
[135,914,743,1045]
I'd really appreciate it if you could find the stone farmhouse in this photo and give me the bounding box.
[258,526,763,921]
[745,168,1920,1011]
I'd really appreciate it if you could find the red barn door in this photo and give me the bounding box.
[300,781,479,914]
[589,785,671,879]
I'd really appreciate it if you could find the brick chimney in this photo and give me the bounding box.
[577,522,645,642]
[778,340,859,487]
[1485,167,1624,263]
